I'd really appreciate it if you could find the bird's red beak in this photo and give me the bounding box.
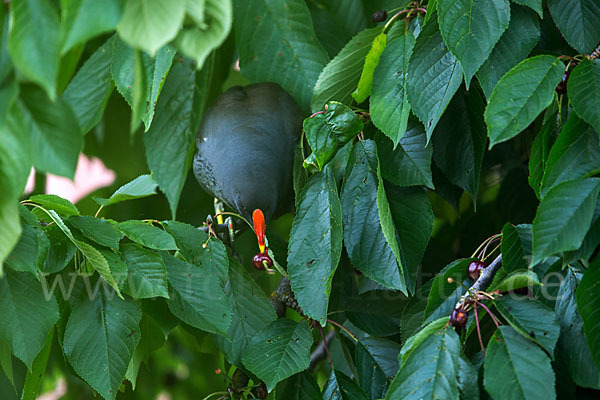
[252,209,266,253]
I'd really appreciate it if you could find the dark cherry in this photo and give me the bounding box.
[556,61,579,95]
[467,260,486,281]
[556,72,569,95]
[450,308,468,328]
[253,382,267,399]
[371,10,388,22]
[252,251,273,271]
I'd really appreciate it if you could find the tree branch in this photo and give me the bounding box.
[308,330,335,372]
[455,254,503,309]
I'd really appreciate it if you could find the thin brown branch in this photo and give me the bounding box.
[308,330,336,372]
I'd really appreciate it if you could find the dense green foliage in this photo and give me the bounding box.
[1,0,600,399]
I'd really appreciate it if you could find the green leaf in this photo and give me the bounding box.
[407,14,463,141]
[96,247,128,289]
[68,216,123,250]
[352,32,387,103]
[501,223,528,273]
[63,287,141,400]
[0,122,31,224]
[63,36,114,134]
[370,33,416,147]
[540,113,600,197]
[175,0,232,70]
[8,0,60,99]
[399,317,449,366]
[163,221,228,278]
[528,104,561,197]
[288,167,343,325]
[564,198,600,264]
[76,240,123,297]
[163,252,231,335]
[491,269,541,293]
[360,336,401,377]
[60,0,123,54]
[303,102,363,170]
[432,87,487,203]
[27,194,80,217]
[0,73,18,127]
[385,327,460,400]
[275,372,321,400]
[215,259,277,366]
[548,0,600,53]
[42,226,76,274]
[93,174,159,206]
[484,326,556,400]
[576,257,600,370]
[117,220,177,250]
[532,178,600,265]
[494,295,560,354]
[21,328,53,400]
[568,59,600,129]
[0,6,12,84]
[357,338,401,398]
[312,27,382,111]
[5,223,45,275]
[457,355,479,400]
[130,49,147,132]
[512,0,542,17]
[308,0,368,58]
[0,339,14,388]
[477,5,540,99]
[424,259,471,323]
[323,370,368,400]
[15,85,82,178]
[234,0,329,111]
[386,184,433,293]
[0,269,59,369]
[117,0,185,55]
[125,313,166,389]
[144,57,195,218]
[111,38,176,131]
[375,117,433,188]
[344,290,406,337]
[485,55,564,147]
[120,244,168,299]
[241,319,313,392]
[6,206,50,279]
[556,270,600,387]
[341,140,406,291]
[438,0,510,88]
[39,208,122,296]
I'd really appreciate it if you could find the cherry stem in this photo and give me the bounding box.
[482,242,501,262]
[318,325,334,370]
[473,305,486,354]
[475,300,501,329]
[94,205,104,218]
[471,233,501,259]
[327,319,358,342]
[383,9,411,30]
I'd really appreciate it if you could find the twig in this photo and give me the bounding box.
[318,325,334,369]
[455,254,503,309]
[591,43,600,60]
[308,330,335,372]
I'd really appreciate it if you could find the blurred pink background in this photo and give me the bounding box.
[24,154,116,203]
